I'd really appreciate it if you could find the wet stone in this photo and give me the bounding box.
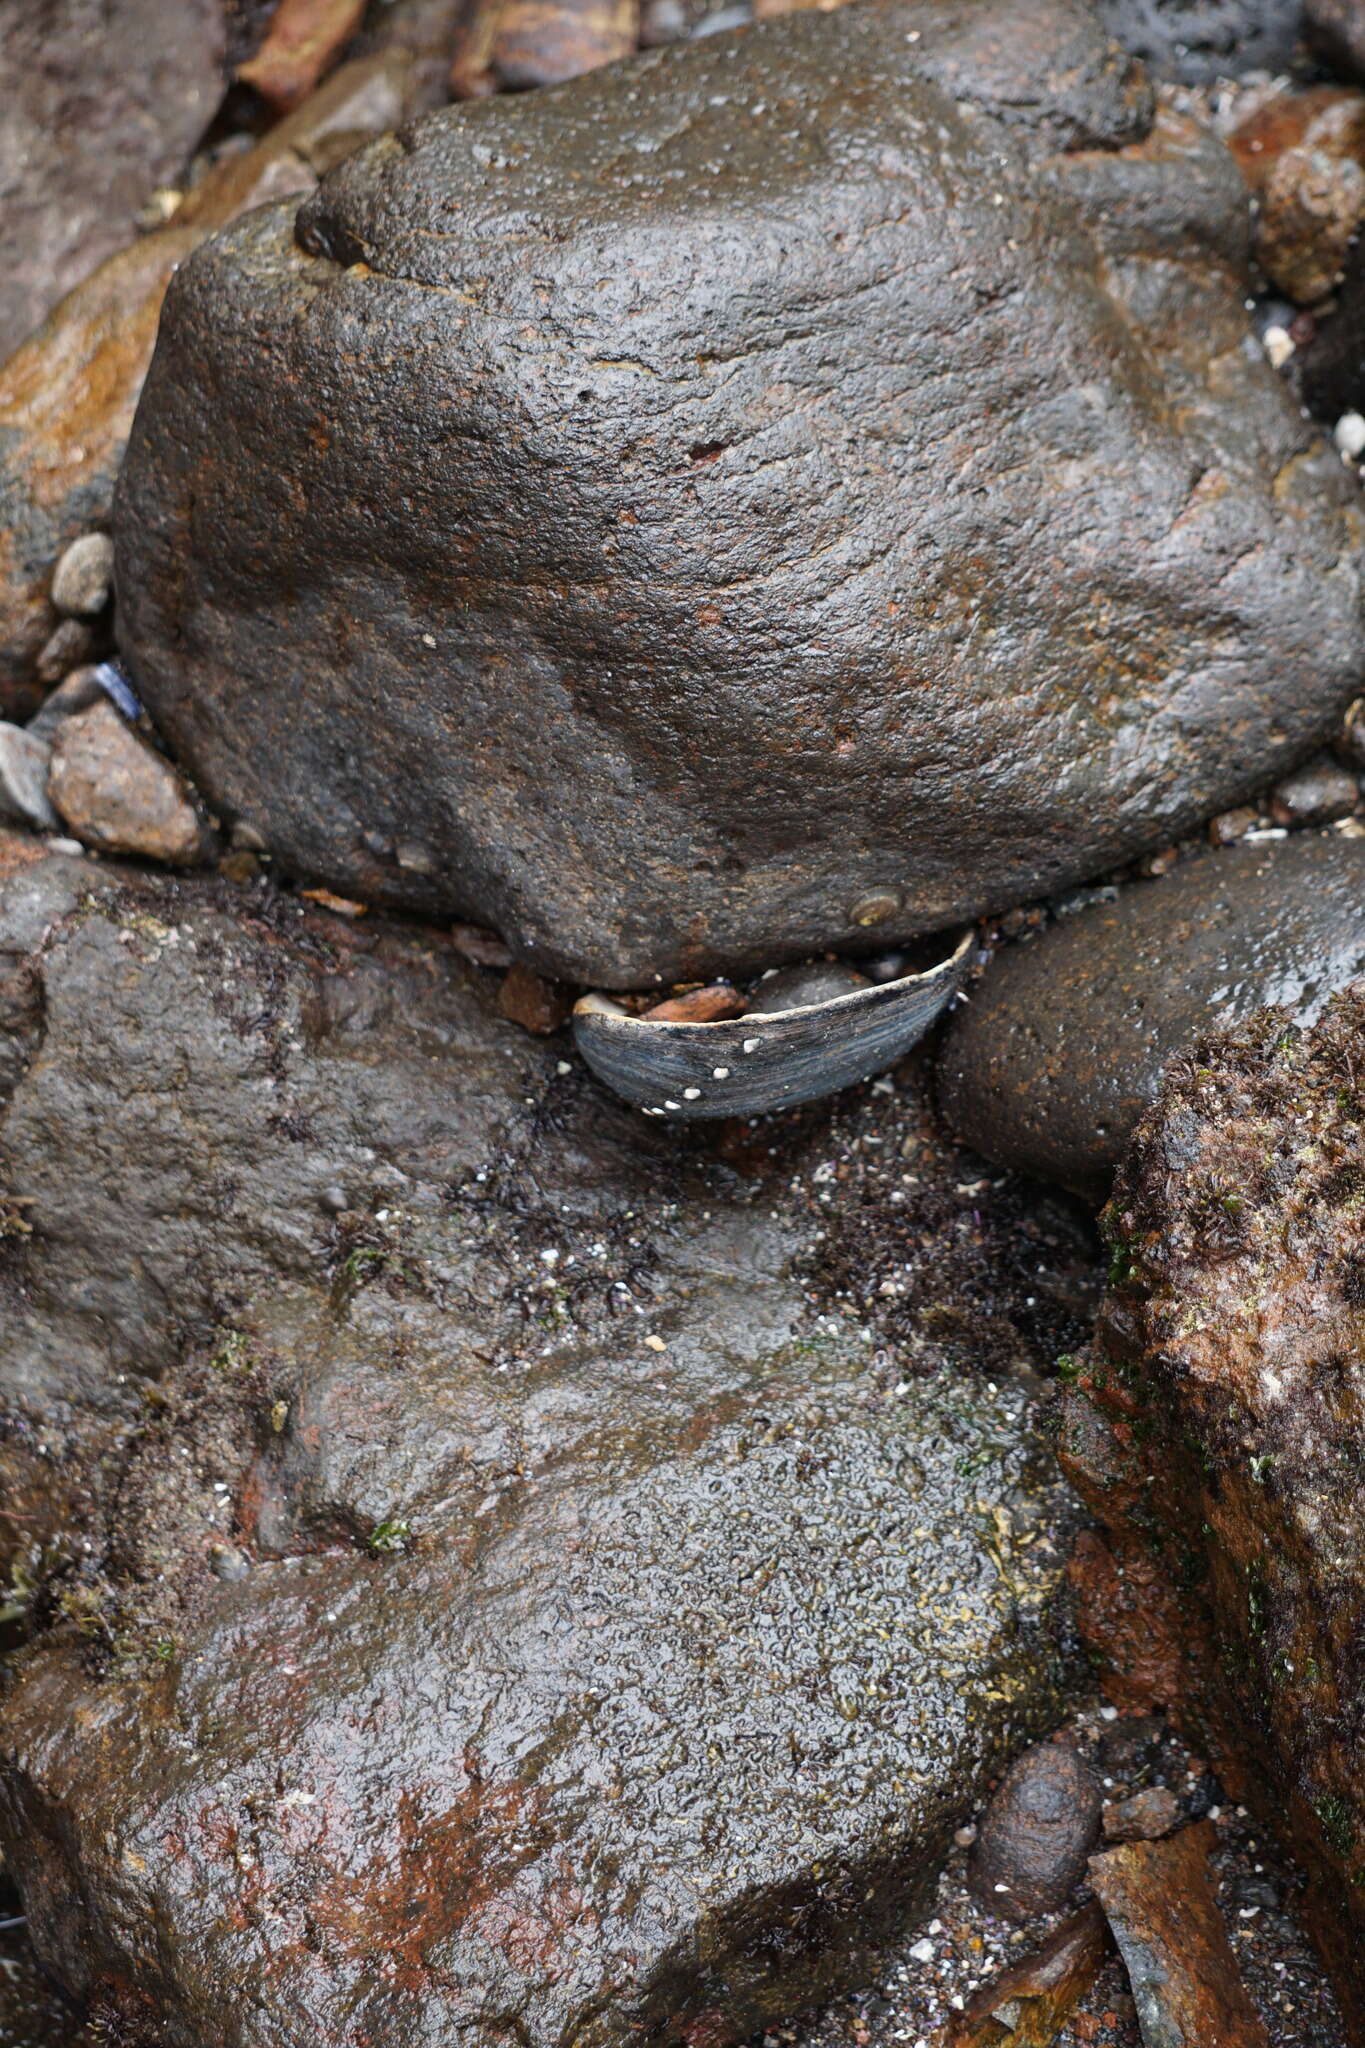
[115,0,1365,987]
[1269,752,1359,826]
[0,725,56,832]
[49,534,114,620]
[1061,987,1365,2033]
[1306,0,1365,82]
[34,620,97,689]
[1092,0,1304,81]
[968,1740,1102,1921]
[936,836,1365,1201]
[1101,1786,1183,1842]
[46,700,214,865]
[0,837,1080,2048]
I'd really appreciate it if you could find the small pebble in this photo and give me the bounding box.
[50,532,115,618]
[26,665,105,745]
[208,1544,250,1581]
[1102,1785,1183,1842]
[0,724,57,830]
[47,701,214,865]
[35,617,96,686]
[1269,751,1358,826]
[968,1741,1103,1921]
[1336,410,1365,458]
[1207,805,1260,847]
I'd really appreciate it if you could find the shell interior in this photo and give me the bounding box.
[573,931,974,1120]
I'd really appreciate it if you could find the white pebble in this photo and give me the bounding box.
[1335,411,1365,458]
[908,1937,935,1963]
[1262,324,1294,369]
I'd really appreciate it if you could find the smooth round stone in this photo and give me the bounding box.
[748,961,868,1014]
[937,835,1365,1201]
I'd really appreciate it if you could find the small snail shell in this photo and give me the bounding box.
[573,931,973,1120]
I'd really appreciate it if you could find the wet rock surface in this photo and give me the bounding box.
[936,835,1365,1201]
[968,1742,1102,1922]
[1059,987,1365,2036]
[46,700,214,864]
[0,836,1083,2048]
[1093,0,1303,82]
[115,0,1365,986]
[0,52,416,721]
[0,0,226,362]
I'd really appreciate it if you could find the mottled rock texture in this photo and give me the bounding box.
[0,54,417,721]
[0,0,226,361]
[937,837,1365,1200]
[1059,988,1365,2037]
[0,836,1082,2048]
[116,0,1365,987]
[1094,0,1303,81]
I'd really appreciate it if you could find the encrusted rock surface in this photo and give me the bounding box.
[1093,0,1303,81]
[0,0,226,360]
[1058,987,1365,2036]
[0,834,1082,2048]
[936,836,1365,1201]
[115,0,1365,986]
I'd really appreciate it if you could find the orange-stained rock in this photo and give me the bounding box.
[47,702,215,866]
[0,52,415,721]
[238,0,369,109]
[1064,987,1365,2038]
[450,0,637,94]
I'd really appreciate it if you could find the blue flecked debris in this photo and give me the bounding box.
[92,661,142,723]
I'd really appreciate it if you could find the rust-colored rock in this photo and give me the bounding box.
[238,0,369,108]
[0,0,227,361]
[497,962,573,1033]
[1062,987,1365,2036]
[1089,1825,1270,2047]
[0,53,416,720]
[644,982,747,1022]
[968,1741,1102,1922]
[1101,1786,1182,1843]
[1064,1530,1193,1715]
[1227,86,1365,302]
[47,702,214,866]
[946,1902,1111,2048]
[450,0,638,95]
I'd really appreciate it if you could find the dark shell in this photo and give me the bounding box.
[573,933,973,1120]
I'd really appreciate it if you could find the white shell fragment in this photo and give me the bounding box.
[573,932,973,1120]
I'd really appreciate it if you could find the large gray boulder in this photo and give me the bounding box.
[0,836,1081,2048]
[115,0,1365,988]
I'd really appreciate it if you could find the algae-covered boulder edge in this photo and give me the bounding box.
[1059,986,1365,2038]
[114,0,1365,985]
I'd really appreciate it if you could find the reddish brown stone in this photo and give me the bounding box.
[450,0,638,93]
[643,983,747,1023]
[498,963,574,1034]
[968,1741,1102,1922]
[1089,1825,1269,2047]
[1066,987,1365,2035]
[237,0,368,109]
[47,702,214,866]
[946,1902,1111,2048]
[1101,1786,1182,1843]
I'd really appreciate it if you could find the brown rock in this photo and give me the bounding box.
[0,53,417,721]
[1089,1825,1270,2047]
[1227,85,1365,193]
[1064,1530,1194,1716]
[1207,804,1259,846]
[644,982,747,1022]
[1269,751,1359,825]
[450,921,514,968]
[33,620,96,690]
[0,0,227,360]
[451,0,639,95]
[1101,1786,1182,1842]
[947,1902,1111,2048]
[1228,87,1365,302]
[238,0,369,109]
[47,702,213,865]
[969,1741,1103,1921]
[498,962,574,1034]
[1063,988,1365,2034]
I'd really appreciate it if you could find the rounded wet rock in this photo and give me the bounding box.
[115,0,1365,987]
[937,836,1365,1201]
[968,1739,1102,1921]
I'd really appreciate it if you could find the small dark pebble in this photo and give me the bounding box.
[969,1739,1103,1921]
